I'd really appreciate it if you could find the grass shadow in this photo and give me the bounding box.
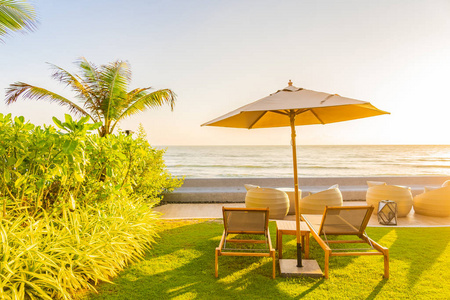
[295,278,325,299]
[280,233,363,277]
[85,220,450,299]
[364,279,388,300]
[87,220,325,299]
[369,227,450,290]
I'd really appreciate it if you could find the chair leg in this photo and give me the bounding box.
[324,250,331,279]
[384,250,389,279]
[277,231,283,259]
[301,235,305,252]
[275,227,279,250]
[304,233,310,259]
[215,248,219,278]
[271,250,276,279]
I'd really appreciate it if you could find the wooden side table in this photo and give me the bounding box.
[275,220,310,259]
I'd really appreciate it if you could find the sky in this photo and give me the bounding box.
[1,0,450,146]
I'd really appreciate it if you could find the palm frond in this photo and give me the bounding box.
[48,62,104,123]
[99,61,130,120]
[48,63,93,101]
[5,82,95,120]
[77,57,99,88]
[115,88,176,122]
[123,87,152,106]
[76,58,102,102]
[74,58,105,121]
[0,0,37,41]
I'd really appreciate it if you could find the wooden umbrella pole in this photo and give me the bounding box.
[290,111,302,267]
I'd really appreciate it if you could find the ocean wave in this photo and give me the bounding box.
[412,164,450,169]
[300,166,352,169]
[170,164,272,169]
[416,158,450,162]
[163,145,450,177]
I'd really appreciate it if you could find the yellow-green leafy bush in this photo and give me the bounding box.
[0,114,182,299]
[0,113,182,212]
[0,197,159,299]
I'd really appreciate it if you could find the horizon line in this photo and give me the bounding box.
[153,144,450,147]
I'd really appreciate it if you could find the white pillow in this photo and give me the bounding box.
[367,181,386,187]
[442,180,450,187]
[424,186,440,193]
[307,185,339,196]
[244,184,260,191]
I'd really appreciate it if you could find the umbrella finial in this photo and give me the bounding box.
[288,80,293,86]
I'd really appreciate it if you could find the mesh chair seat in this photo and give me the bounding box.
[302,206,389,279]
[224,209,267,234]
[215,207,276,279]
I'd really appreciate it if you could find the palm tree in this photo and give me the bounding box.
[5,58,176,136]
[0,0,37,41]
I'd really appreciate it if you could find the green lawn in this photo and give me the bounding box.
[85,220,450,300]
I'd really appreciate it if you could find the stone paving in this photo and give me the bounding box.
[153,201,450,227]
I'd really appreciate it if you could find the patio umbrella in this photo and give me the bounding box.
[202,80,389,269]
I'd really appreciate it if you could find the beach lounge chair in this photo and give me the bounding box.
[215,207,276,279]
[302,206,389,279]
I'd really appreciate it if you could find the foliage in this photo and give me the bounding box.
[0,113,182,299]
[0,196,160,300]
[0,113,182,214]
[0,0,37,41]
[81,124,182,204]
[129,124,182,200]
[5,58,176,136]
[0,113,98,213]
[88,220,450,300]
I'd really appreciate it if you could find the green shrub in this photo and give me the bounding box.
[0,113,182,299]
[0,196,160,299]
[80,125,182,205]
[0,113,182,213]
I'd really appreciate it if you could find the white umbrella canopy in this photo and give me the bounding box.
[202,81,389,269]
[202,82,389,128]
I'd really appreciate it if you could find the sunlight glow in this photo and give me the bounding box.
[143,249,202,276]
[1,1,449,146]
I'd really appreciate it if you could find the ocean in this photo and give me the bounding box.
[156,145,450,178]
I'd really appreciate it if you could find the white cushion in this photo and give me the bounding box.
[424,186,440,193]
[442,180,450,187]
[244,184,260,191]
[307,184,339,196]
[367,181,386,187]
